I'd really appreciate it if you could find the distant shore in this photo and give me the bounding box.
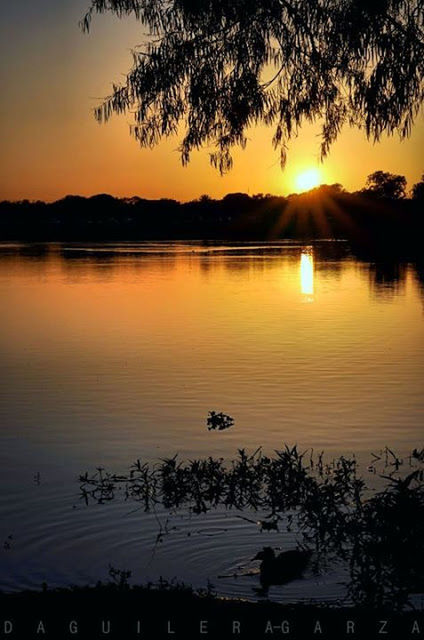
[0,190,423,258]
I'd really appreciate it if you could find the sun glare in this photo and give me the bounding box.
[300,249,314,298]
[295,168,322,193]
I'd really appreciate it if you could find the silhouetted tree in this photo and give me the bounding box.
[310,183,345,196]
[412,174,424,201]
[81,1,424,172]
[365,171,407,199]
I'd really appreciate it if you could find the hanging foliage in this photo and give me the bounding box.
[81,0,424,171]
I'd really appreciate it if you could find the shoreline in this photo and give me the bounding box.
[1,583,423,639]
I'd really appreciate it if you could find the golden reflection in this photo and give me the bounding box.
[300,249,314,299]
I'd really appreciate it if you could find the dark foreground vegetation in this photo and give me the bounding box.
[2,447,423,638]
[1,173,423,257]
[79,447,424,611]
[1,579,423,639]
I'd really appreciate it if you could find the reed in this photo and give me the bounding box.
[79,445,424,608]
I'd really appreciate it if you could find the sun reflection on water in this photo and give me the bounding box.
[300,249,314,300]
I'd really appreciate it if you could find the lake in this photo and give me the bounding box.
[0,241,423,602]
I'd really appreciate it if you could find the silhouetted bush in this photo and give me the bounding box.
[80,446,424,609]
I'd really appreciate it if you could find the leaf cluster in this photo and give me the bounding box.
[82,0,424,171]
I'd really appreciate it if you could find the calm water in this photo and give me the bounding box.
[0,241,423,601]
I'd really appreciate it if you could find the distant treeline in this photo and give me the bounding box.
[1,173,423,252]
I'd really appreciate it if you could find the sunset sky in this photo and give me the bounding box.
[1,0,423,203]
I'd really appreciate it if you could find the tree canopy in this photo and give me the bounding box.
[82,0,424,172]
[412,174,424,200]
[365,170,407,199]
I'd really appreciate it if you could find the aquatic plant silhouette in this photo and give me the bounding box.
[348,468,424,609]
[108,565,132,590]
[79,445,424,608]
[207,411,234,431]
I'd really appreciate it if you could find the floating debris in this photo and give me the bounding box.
[3,535,13,551]
[206,411,234,431]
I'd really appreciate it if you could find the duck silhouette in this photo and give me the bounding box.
[251,546,312,595]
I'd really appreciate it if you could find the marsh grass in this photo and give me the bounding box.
[79,446,424,609]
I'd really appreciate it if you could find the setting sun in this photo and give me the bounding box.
[295,168,322,193]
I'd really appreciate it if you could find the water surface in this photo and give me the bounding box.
[0,241,423,601]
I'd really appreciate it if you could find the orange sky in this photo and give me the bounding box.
[0,1,423,202]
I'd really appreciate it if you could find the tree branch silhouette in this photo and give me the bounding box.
[81,0,424,172]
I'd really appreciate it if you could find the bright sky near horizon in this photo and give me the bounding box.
[0,0,423,202]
